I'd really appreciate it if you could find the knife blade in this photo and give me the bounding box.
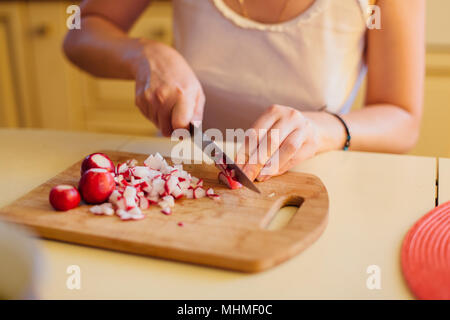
[189,122,260,194]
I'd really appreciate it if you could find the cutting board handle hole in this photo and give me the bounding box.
[264,196,304,231]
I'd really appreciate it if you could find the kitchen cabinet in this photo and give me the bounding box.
[0,1,171,135]
[0,3,37,128]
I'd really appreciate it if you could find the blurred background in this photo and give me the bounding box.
[0,0,449,157]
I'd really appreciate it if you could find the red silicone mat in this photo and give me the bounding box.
[401,201,450,300]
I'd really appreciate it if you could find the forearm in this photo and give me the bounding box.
[305,105,421,154]
[63,15,146,79]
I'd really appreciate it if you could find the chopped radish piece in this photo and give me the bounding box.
[218,172,242,190]
[161,207,172,215]
[194,187,206,199]
[126,159,138,167]
[206,188,215,196]
[206,187,220,200]
[191,176,200,186]
[171,185,184,199]
[139,197,150,210]
[162,195,175,207]
[71,152,226,222]
[116,163,128,175]
[144,153,166,170]
[177,222,184,227]
[185,188,194,199]
[90,203,114,216]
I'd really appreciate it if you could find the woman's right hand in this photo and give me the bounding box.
[134,40,205,136]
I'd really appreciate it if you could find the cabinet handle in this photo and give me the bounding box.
[30,24,51,37]
[149,27,167,40]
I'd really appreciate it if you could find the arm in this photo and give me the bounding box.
[313,0,425,154]
[63,0,205,136]
[63,0,151,79]
[238,0,425,181]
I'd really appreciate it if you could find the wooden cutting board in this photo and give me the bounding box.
[0,150,329,273]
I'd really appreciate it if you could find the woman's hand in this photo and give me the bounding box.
[236,105,330,182]
[134,41,205,136]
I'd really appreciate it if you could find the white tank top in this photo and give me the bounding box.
[173,0,369,132]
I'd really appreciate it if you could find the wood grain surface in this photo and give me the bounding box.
[0,150,329,272]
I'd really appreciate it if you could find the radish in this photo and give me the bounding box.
[152,177,166,196]
[218,171,242,190]
[161,207,172,215]
[171,185,184,199]
[79,168,115,204]
[144,152,166,170]
[81,153,115,175]
[206,187,220,200]
[116,163,128,175]
[193,187,206,199]
[185,188,194,199]
[165,176,178,194]
[139,197,150,210]
[162,195,175,207]
[90,203,114,216]
[126,159,138,167]
[123,186,137,209]
[131,166,151,179]
[49,185,81,211]
[73,152,223,221]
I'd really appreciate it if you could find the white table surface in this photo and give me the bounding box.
[0,129,438,299]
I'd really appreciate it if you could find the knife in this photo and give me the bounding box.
[189,122,261,194]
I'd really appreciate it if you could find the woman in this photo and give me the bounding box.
[64,0,425,182]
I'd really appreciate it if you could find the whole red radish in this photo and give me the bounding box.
[49,185,81,211]
[79,168,115,204]
[81,153,115,175]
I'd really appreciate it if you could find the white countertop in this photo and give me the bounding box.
[0,129,438,299]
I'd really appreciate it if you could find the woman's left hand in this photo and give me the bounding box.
[235,104,322,182]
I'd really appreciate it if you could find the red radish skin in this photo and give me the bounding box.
[49,185,81,211]
[177,222,184,227]
[81,153,115,175]
[218,172,242,190]
[79,168,115,204]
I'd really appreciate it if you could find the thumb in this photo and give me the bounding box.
[192,90,205,123]
[171,87,196,130]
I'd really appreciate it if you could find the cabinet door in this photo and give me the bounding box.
[26,1,84,130]
[80,2,173,136]
[0,3,37,128]
[410,50,450,158]
[0,15,19,127]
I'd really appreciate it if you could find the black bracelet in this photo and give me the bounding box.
[327,112,351,151]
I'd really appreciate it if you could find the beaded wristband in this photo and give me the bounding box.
[327,112,351,151]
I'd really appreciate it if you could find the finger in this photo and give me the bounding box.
[171,87,197,130]
[235,128,258,168]
[135,92,149,118]
[242,119,297,181]
[262,141,316,181]
[192,90,205,123]
[256,128,307,181]
[144,90,159,126]
[235,105,281,169]
[155,86,177,137]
